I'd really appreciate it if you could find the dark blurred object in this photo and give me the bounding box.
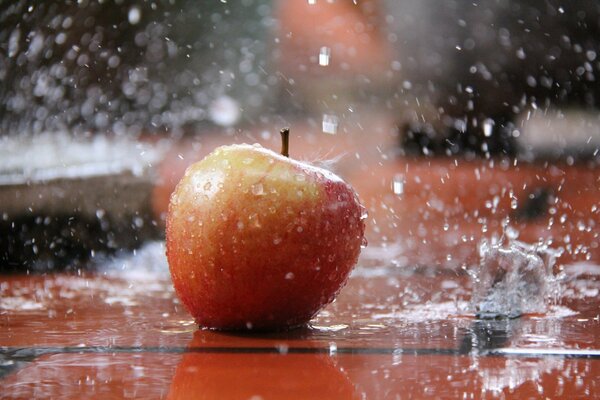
[400,120,518,158]
[386,0,600,160]
[0,134,162,272]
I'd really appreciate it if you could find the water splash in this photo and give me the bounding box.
[471,235,563,319]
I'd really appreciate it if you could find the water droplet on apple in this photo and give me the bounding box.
[361,236,368,248]
[295,174,306,182]
[251,183,264,196]
[297,226,304,233]
[285,272,295,280]
[203,181,212,191]
[249,213,262,228]
[273,236,282,245]
[360,206,368,221]
[187,215,195,222]
[237,221,244,230]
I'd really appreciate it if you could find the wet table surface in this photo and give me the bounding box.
[1,241,599,399]
[2,116,600,399]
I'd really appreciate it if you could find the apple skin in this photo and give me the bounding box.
[166,144,366,330]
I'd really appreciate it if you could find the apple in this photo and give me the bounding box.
[166,128,366,330]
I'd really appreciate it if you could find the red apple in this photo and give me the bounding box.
[166,129,366,330]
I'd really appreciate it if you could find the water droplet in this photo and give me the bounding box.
[295,174,306,182]
[128,6,141,25]
[329,342,337,355]
[203,181,212,191]
[276,344,289,354]
[285,272,295,280]
[273,236,282,245]
[360,207,368,221]
[251,183,264,196]
[319,46,331,66]
[237,221,244,230]
[209,96,240,127]
[483,119,494,137]
[322,114,339,134]
[308,0,316,4]
[510,198,518,210]
[392,176,404,195]
[361,236,368,248]
[249,213,262,228]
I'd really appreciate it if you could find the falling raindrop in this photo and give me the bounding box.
[483,119,494,137]
[128,6,141,25]
[322,114,338,134]
[392,175,404,196]
[209,96,241,127]
[319,46,331,66]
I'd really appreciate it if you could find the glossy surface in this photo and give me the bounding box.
[1,240,599,399]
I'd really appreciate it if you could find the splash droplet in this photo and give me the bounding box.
[322,114,338,134]
[319,46,331,66]
[392,175,404,195]
[128,6,141,25]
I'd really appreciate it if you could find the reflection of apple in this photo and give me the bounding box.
[166,129,366,330]
[167,332,359,400]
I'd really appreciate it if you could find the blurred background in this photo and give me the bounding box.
[2,0,600,271]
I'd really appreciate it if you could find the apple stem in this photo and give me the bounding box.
[280,127,290,157]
